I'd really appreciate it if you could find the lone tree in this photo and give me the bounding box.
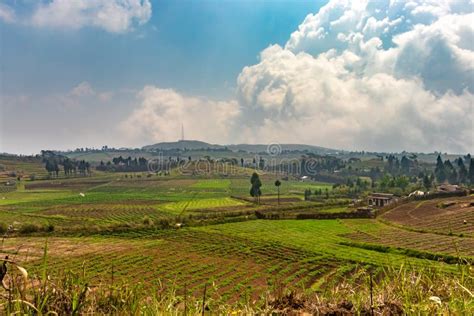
[250,172,262,204]
[274,180,281,205]
[423,173,433,190]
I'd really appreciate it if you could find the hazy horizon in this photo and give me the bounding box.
[1,0,473,155]
[1,138,469,157]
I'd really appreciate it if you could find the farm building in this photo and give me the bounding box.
[408,190,425,197]
[437,184,462,193]
[368,193,396,207]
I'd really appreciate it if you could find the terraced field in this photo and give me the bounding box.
[1,167,473,311]
[344,222,474,257]
[41,202,170,223]
[0,174,340,230]
[1,231,335,303]
[2,219,462,305]
[160,197,248,215]
[381,196,474,236]
[0,156,47,179]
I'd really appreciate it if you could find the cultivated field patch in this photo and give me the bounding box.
[344,224,474,257]
[191,179,231,190]
[382,197,474,236]
[0,230,341,304]
[160,197,247,214]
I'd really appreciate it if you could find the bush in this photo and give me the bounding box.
[19,223,41,234]
[46,224,55,232]
[159,219,170,229]
[0,223,7,234]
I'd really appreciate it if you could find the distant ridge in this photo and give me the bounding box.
[142,140,222,151]
[142,140,340,154]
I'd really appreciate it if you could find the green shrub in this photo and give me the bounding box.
[45,224,55,232]
[159,219,170,228]
[0,223,7,234]
[19,223,41,234]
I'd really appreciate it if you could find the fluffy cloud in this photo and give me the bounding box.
[286,0,473,55]
[121,87,240,145]
[236,45,473,153]
[233,0,474,153]
[31,0,151,33]
[284,0,474,95]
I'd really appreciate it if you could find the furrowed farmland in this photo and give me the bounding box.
[0,156,473,314]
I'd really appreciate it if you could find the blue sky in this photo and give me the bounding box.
[1,0,323,98]
[1,0,473,154]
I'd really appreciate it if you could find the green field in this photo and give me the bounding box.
[0,160,473,314]
[191,179,231,189]
[160,197,247,214]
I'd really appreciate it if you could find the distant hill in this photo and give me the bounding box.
[142,140,223,151]
[142,140,340,154]
[226,144,339,154]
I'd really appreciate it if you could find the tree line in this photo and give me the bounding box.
[43,157,90,177]
[434,154,473,185]
[96,156,149,172]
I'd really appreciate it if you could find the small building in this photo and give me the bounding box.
[368,193,395,207]
[408,190,425,197]
[437,184,461,193]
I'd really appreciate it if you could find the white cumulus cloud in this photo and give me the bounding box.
[236,45,473,153]
[31,0,152,33]
[121,87,240,145]
[232,0,474,153]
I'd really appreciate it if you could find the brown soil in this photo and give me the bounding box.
[381,197,474,236]
[25,180,109,190]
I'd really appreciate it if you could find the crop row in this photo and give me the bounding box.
[160,197,247,215]
[1,230,344,304]
[381,197,474,236]
[2,219,465,304]
[194,220,463,272]
[345,228,474,257]
[41,203,170,222]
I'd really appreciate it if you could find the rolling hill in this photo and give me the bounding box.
[142,140,340,154]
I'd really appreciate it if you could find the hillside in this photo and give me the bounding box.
[143,140,340,154]
[142,140,223,151]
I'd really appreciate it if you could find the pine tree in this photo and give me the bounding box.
[469,158,474,184]
[435,155,446,183]
[250,172,262,204]
[457,157,468,184]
